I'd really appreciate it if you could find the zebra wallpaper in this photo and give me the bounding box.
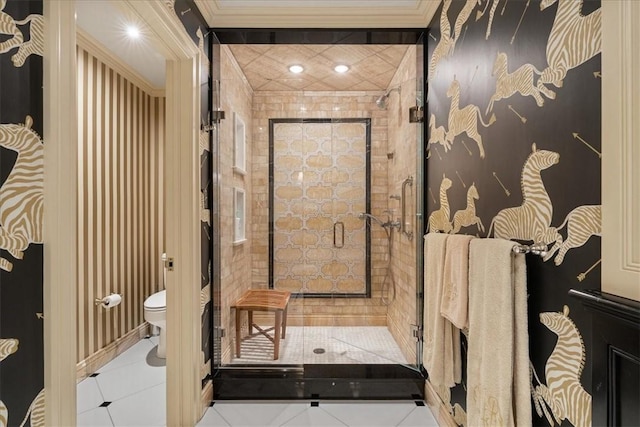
[0,1,45,425]
[426,0,601,426]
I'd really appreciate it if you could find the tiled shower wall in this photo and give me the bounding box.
[272,120,368,295]
[220,45,254,363]
[252,92,390,326]
[385,46,419,363]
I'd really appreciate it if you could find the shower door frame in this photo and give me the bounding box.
[211,28,428,401]
[268,118,372,298]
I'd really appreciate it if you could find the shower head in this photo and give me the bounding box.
[375,87,401,110]
[358,212,386,227]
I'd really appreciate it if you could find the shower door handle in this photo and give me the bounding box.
[333,221,345,248]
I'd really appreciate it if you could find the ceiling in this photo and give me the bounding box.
[228,44,410,91]
[75,1,167,89]
[75,1,439,91]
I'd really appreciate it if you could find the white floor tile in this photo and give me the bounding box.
[95,359,165,402]
[197,406,232,427]
[281,406,347,427]
[397,406,439,427]
[319,401,416,427]
[77,407,113,427]
[77,377,105,414]
[211,402,304,426]
[107,382,166,427]
[97,339,156,374]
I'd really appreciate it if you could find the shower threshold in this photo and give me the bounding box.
[213,364,426,400]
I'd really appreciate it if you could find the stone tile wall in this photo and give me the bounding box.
[252,91,390,326]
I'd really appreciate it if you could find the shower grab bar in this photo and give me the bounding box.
[401,175,414,241]
[512,242,548,257]
[333,221,345,248]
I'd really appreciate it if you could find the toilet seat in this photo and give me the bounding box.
[144,290,166,311]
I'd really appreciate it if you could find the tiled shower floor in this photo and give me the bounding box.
[230,326,409,365]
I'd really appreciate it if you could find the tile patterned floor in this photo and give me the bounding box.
[77,330,436,426]
[230,326,409,365]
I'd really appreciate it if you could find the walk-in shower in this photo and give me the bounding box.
[211,29,426,400]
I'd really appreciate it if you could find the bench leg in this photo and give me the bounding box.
[248,310,253,334]
[235,308,242,358]
[274,310,282,360]
[281,305,288,339]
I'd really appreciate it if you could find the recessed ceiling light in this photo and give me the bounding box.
[334,64,349,73]
[289,64,304,74]
[126,25,140,39]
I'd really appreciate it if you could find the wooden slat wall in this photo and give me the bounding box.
[77,46,165,361]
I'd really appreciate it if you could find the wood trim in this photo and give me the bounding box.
[76,29,164,97]
[76,323,149,382]
[601,0,640,301]
[43,1,78,426]
[164,55,202,427]
[195,0,439,28]
[424,380,458,427]
[201,380,213,419]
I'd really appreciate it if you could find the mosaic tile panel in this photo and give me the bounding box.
[272,121,368,295]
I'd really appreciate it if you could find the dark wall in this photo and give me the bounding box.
[0,1,44,425]
[426,0,601,425]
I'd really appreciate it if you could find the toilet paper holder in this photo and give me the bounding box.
[95,293,124,307]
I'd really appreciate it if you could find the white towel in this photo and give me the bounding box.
[440,234,474,330]
[423,233,461,389]
[467,238,531,427]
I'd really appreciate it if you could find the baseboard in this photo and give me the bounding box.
[76,323,149,382]
[200,379,213,419]
[424,380,460,427]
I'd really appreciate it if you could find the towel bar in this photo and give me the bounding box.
[512,243,547,257]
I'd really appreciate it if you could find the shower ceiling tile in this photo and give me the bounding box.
[228,44,408,91]
[376,45,411,66]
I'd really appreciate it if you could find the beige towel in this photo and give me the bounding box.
[467,238,531,427]
[440,234,474,330]
[423,233,461,388]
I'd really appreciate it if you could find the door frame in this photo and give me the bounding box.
[43,1,203,426]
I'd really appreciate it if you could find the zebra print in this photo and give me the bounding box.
[486,52,556,115]
[0,338,19,362]
[428,0,454,82]
[0,400,7,427]
[18,389,44,427]
[427,175,453,233]
[428,114,449,151]
[487,143,562,250]
[533,305,592,427]
[445,78,496,159]
[452,183,484,234]
[0,0,23,54]
[11,14,43,67]
[0,116,43,272]
[475,0,500,40]
[550,204,601,265]
[453,0,479,42]
[538,0,601,91]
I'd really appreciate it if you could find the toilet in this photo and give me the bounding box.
[143,290,167,358]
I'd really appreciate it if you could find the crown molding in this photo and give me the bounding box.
[76,29,165,97]
[195,0,439,29]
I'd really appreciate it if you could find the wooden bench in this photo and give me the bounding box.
[231,289,291,360]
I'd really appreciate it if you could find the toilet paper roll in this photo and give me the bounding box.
[101,293,122,309]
